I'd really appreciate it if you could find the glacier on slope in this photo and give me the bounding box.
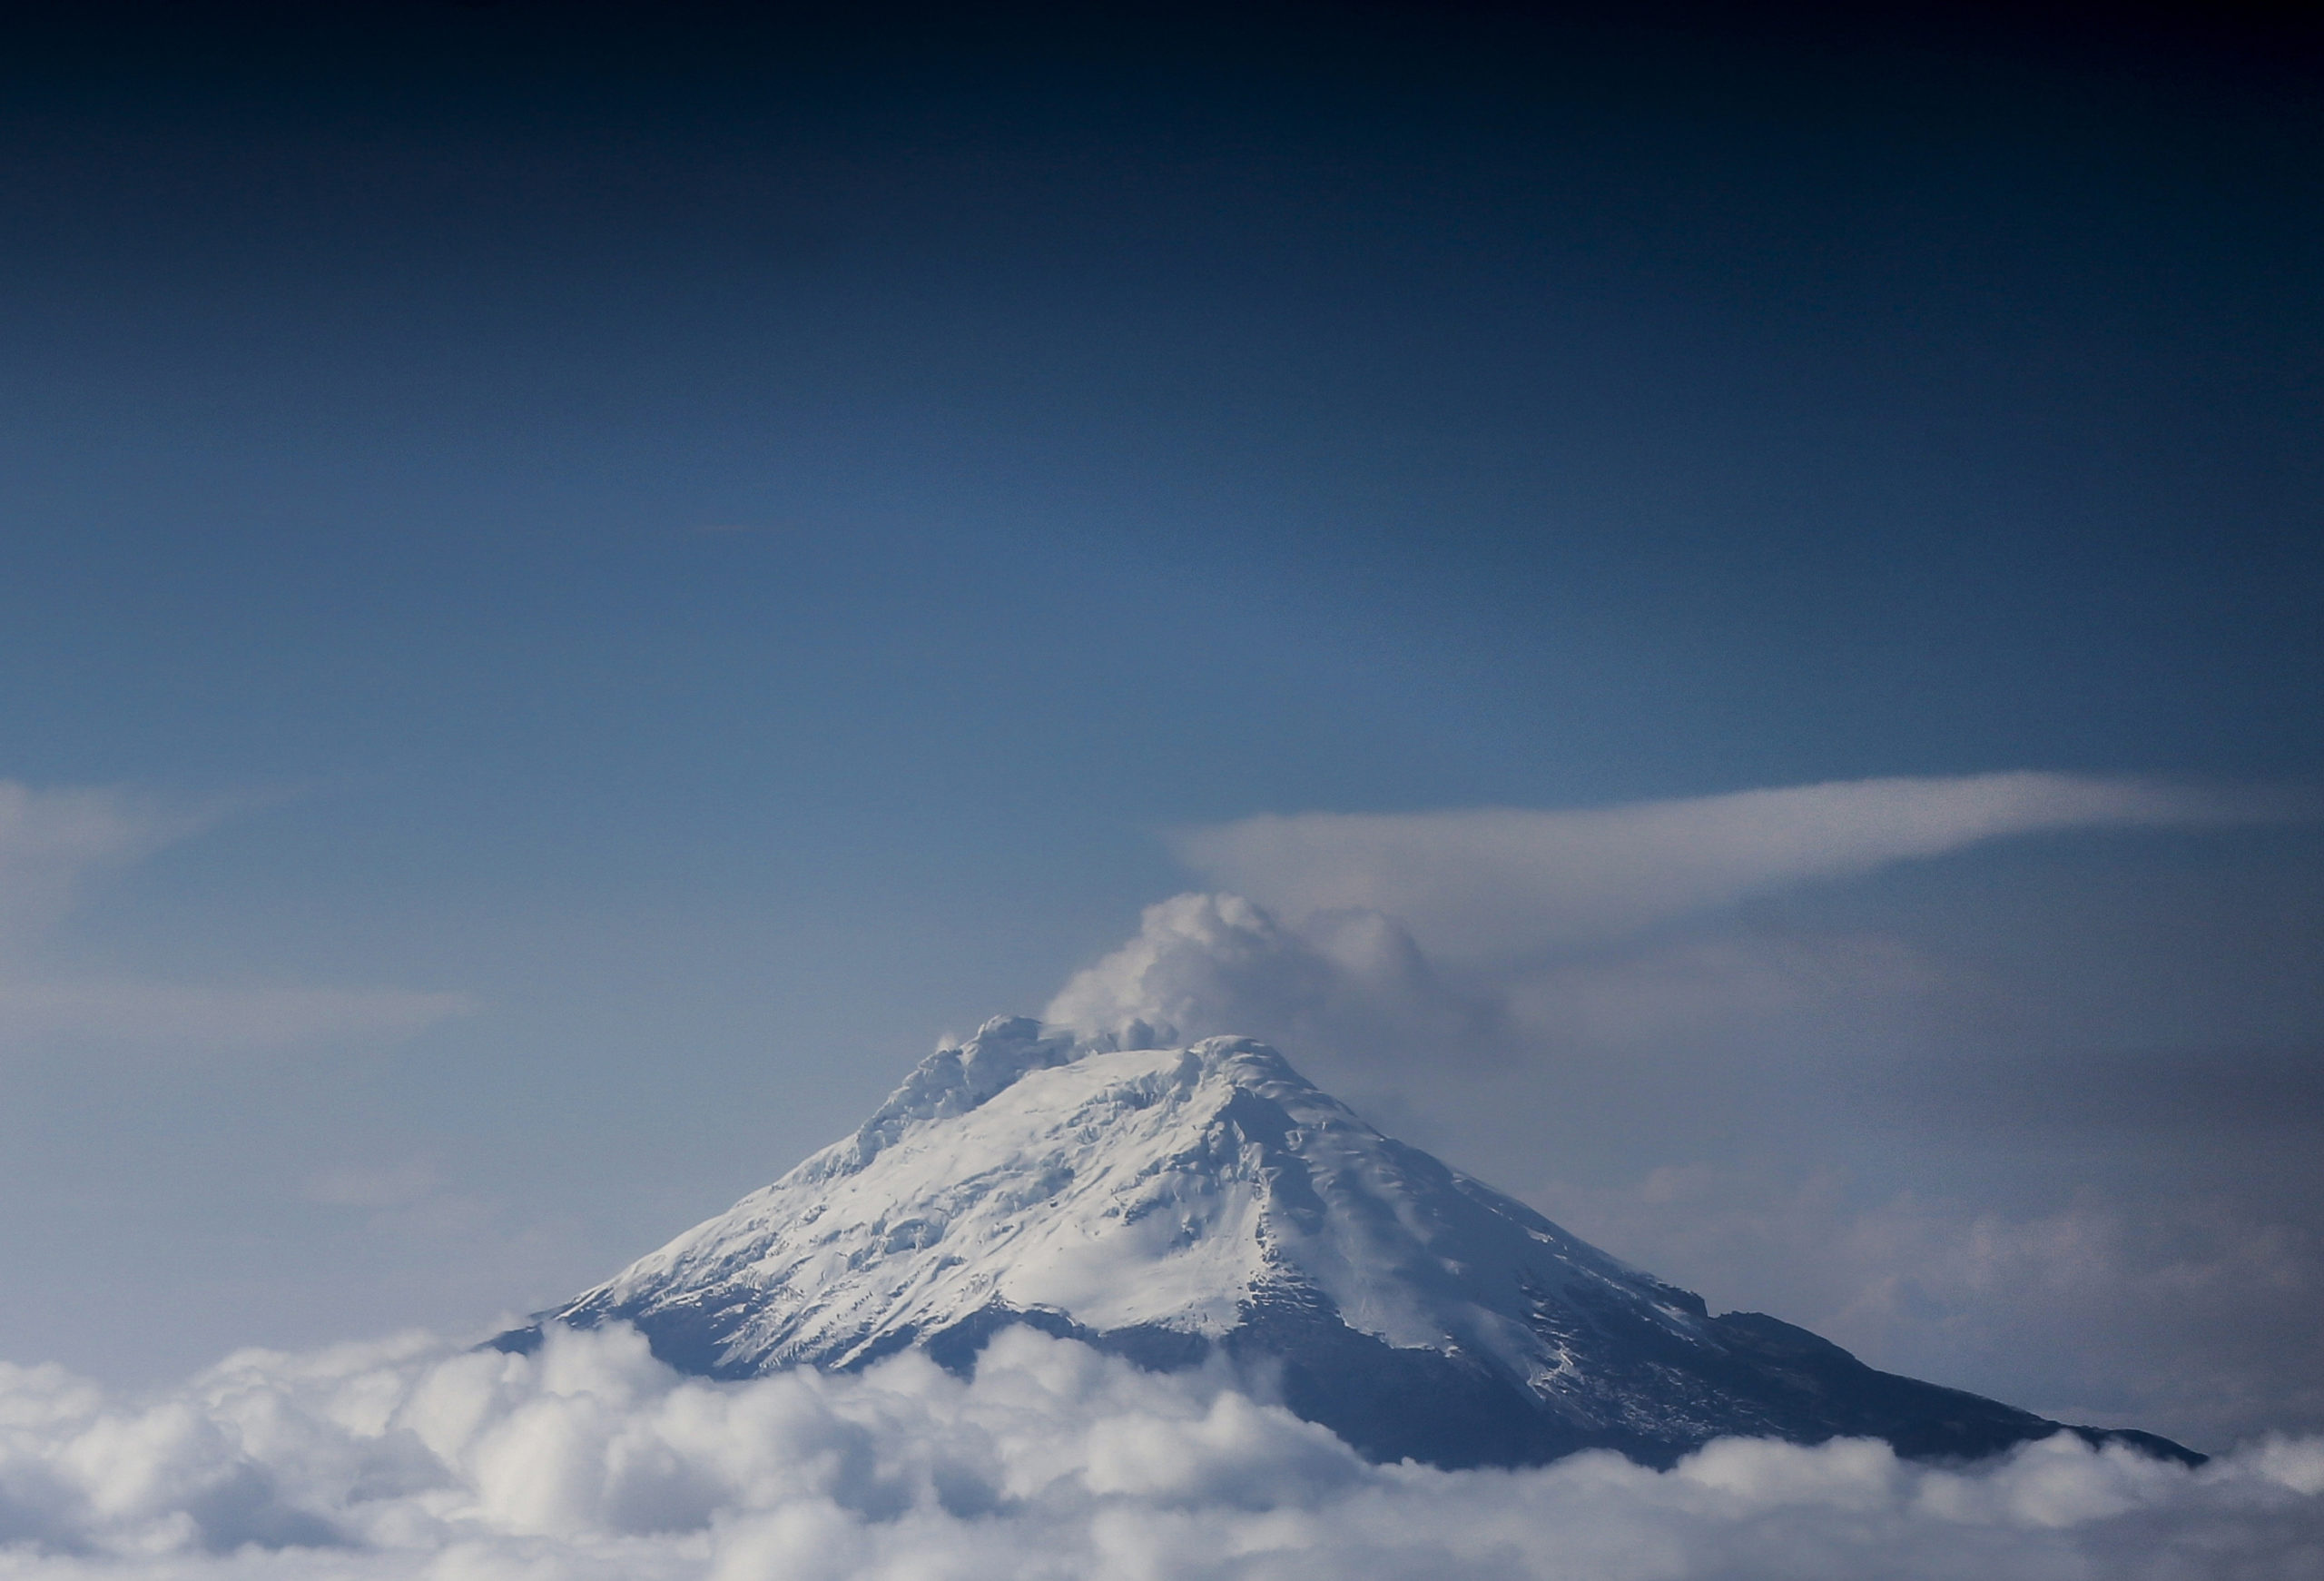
[504,1016,2198,1470]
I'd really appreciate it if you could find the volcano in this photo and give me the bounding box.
[499,1016,2197,1470]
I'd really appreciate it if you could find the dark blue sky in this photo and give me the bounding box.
[1,1,2318,1444]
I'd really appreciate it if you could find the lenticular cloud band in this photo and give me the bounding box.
[2,1324,2319,1581]
[1174,773,2309,960]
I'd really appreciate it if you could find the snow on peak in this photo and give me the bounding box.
[554,1025,1675,1387]
[842,1015,1084,1168]
[525,1019,2201,1473]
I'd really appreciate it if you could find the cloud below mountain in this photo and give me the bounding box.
[0,1322,2317,1580]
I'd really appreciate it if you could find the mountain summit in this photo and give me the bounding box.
[503,1016,2196,1469]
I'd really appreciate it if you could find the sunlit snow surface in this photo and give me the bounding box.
[558,1025,1695,1392]
[590,1040,1283,1354]
[539,1023,2151,1468]
[1,1324,2320,1580]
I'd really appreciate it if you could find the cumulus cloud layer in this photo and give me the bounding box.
[0,779,469,1053]
[0,1324,2318,1580]
[1174,773,2301,963]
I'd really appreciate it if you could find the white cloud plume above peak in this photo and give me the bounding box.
[1047,773,2309,1066]
[1041,892,1486,1058]
[1172,772,2309,963]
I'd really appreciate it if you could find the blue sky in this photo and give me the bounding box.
[1,2,2319,1451]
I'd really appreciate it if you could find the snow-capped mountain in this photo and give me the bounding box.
[503,1016,2197,1469]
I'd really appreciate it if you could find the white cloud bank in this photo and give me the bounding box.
[0,779,469,1054]
[1174,773,2304,963]
[0,1324,2318,1580]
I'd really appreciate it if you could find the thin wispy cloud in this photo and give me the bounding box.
[1054,773,2308,1057]
[0,781,222,942]
[0,977,472,1053]
[0,779,470,1055]
[1174,773,2309,963]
